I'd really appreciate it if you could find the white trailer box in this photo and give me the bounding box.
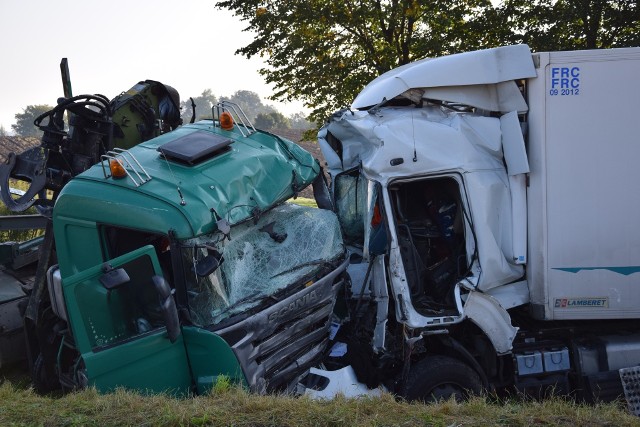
[526,48,640,320]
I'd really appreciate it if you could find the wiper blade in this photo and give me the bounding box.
[270,259,327,279]
[213,291,265,318]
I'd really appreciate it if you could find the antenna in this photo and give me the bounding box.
[412,110,417,162]
[158,149,187,206]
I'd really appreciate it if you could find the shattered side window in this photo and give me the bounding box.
[181,203,344,326]
[334,171,368,244]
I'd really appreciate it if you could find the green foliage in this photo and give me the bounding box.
[216,0,639,125]
[215,0,502,124]
[255,111,291,129]
[11,104,53,137]
[289,112,313,130]
[492,0,640,51]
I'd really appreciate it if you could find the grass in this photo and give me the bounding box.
[0,381,637,426]
[289,197,318,208]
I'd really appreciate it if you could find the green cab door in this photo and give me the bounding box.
[63,245,193,394]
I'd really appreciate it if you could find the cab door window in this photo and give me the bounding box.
[334,170,368,246]
[72,246,165,350]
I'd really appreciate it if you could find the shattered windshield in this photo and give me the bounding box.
[180,203,344,326]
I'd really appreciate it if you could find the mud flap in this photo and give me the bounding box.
[464,291,518,354]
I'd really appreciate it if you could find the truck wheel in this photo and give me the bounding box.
[404,355,482,402]
[32,353,59,394]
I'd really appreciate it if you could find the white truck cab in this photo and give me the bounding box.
[309,45,640,404]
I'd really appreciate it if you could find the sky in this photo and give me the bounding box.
[0,0,306,133]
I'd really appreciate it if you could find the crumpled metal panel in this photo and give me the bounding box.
[73,123,320,238]
[464,291,519,354]
[216,257,349,393]
[319,108,525,290]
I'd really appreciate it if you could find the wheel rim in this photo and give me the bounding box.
[430,382,467,401]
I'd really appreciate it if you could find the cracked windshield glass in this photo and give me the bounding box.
[181,203,344,326]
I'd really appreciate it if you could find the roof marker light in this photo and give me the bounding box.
[220,111,234,130]
[109,159,127,179]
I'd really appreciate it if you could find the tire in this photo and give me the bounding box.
[32,353,60,394]
[404,355,482,402]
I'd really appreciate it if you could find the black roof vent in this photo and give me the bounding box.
[158,131,233,165]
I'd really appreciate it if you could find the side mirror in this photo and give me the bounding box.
[100,266,130,290]
[152,275,181,343]
[195,249,224,277]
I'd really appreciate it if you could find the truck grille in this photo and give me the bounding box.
[216,258,348,393]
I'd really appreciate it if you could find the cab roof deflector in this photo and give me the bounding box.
[352,44,537,112]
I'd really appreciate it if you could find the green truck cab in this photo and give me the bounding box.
[11,108,347,395]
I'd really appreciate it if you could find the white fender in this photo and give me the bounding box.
[464,291,518,354]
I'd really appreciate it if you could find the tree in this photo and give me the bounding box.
[178,88,288,125]
[0,125,7,136]
[255,111,291,129]
[216,0,497,123]
[180,89,218,124]
[493,0,640,51]
[221,89,277,122]
[217,0,639,124]
[288,112,312,130]
[11,104,53,137]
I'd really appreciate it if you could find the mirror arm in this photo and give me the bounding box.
[152,275,181,343]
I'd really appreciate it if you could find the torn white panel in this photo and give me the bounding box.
[318,113,383,173]
[485,280,530,310]
[464,291,518,354]
[320,108,506,181]
[421,81,528,113]
[329,342,348,357]
[510,174,527,264]
[501,110,529,266]
[353,44,536,109]
[500,111,530,175]
[465,172,524,291]
[304,366,384,399]
[317,127,343,172]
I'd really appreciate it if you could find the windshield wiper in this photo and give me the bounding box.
[270,259,327,279]
[212,291,266,319]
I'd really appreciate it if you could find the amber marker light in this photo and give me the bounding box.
[220,111,234,130]
[109,159,127,179]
